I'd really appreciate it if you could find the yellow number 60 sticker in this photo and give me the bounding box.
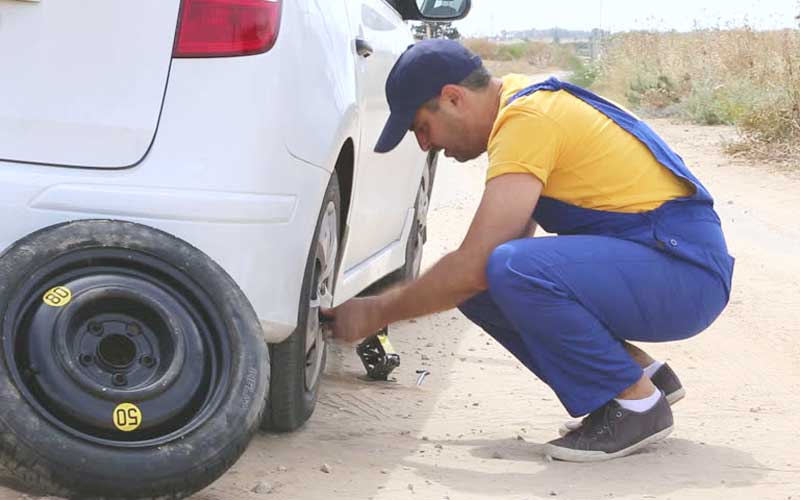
[43,286,72,307]
[113,403,142,432]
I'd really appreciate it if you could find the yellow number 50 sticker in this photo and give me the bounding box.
[113,403,142,432]
[43,286,72,307]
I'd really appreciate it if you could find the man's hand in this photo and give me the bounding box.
[320,296,386,344]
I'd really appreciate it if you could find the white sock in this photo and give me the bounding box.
[615,388,661,413]
[643,360,664,379]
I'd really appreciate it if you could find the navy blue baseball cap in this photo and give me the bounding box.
[374,39,483,153]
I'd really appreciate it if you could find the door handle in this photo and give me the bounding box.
[355,38,374,58]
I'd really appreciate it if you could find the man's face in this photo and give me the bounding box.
[409,91,483,163]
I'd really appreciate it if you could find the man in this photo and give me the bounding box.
[322,40,734,462]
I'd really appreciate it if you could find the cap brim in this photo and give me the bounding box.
[374,108,417,153]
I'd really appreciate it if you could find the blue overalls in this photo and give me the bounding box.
[458,77,735,417]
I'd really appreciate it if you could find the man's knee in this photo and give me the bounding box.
[485,242,517,295]
[485,239,570,303]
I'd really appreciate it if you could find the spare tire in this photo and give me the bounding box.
[0,220,268,499]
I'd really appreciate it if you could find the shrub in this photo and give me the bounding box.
[592,28,800,163]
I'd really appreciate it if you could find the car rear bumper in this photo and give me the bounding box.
[0,154,329,344]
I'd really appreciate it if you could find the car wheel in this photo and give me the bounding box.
[397,174,430,281]
[0,220,269,499]
[263,174,340,431]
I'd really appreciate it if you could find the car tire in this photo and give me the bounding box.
[0,220,269,499]
[396,173,430,282]
[263,174,340,432]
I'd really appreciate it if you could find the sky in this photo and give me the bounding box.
[454,0,800,35]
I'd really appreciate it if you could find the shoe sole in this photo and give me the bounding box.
[544,425,674,463]
[557,388,686,437]
[665,387,686,405]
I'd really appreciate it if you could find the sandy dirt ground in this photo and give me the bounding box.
[3,119,799,500]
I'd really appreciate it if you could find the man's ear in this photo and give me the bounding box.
[440,84,466,108]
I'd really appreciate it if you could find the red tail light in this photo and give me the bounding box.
[174,0,282,58]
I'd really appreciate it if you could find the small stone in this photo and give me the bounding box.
[435,443,443,449]
[321,463,332,473]
[421,354,430,360]
[472,402,480,406]
[276,465,287,472]
[422,436,429,441]
[516,434,525,441]
[252,481,274,494]
[380,469,389,474]
[408,483,415,491]
[549,491,558,496]
[492,450,504,459]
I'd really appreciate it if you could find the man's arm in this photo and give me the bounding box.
[325,173,543,342]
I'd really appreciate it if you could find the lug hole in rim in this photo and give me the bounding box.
[140,355,157,368]
[126,323,142,336]
[111,373,128,386]
[88,321,104,336]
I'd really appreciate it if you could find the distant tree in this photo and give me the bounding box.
[413,21,461,40]
[552,27,561,44]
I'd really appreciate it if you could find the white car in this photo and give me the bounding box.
[0,0,469,497]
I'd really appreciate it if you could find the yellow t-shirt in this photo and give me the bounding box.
[487,74,693,213]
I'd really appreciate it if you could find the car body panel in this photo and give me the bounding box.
[0,0,179,167]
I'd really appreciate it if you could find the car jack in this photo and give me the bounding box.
[356,327,400,380]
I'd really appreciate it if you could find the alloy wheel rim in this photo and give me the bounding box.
[305,200,338,391]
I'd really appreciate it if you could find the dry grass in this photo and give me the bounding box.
[463,38,581,72]
[593,29,800,166]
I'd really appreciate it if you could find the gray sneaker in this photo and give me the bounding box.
[651,363,686,405]
[558,363,684,436]
[544,392,674,462]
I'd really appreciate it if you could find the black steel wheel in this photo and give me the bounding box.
[0,220,268,499]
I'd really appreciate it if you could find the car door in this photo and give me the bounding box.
[336,0,425,295]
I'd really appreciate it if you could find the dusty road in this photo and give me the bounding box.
[196,120,798,500]
[4,119,799,500]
